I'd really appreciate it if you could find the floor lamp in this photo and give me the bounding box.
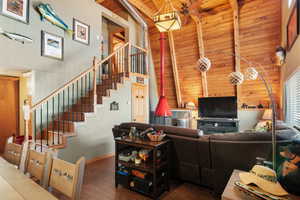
[228,55,277,170]
[198,51,277,170]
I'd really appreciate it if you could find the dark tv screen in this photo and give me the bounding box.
[198,96,237,118]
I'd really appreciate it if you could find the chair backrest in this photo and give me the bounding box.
[25,149,48,183]
[3,137,23,167]
[49,157,85,200]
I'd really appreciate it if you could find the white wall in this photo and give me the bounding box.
[0,0,142,104]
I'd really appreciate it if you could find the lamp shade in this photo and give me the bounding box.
[153,11,181,32]
[262,109,272,120]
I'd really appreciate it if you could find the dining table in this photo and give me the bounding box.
[0,156,58,200]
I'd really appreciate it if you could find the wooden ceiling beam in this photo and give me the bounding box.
[192,16,208,97]
[168,32,183,108]
[127,0,157,19]
[229,0,241,102]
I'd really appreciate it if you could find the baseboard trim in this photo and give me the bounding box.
[86,153,115,165]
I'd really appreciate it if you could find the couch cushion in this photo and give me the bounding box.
[119,122,153,130]
[153,125,200,138]
[209,129,298,142]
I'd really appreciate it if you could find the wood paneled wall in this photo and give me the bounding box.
[101,0,281,109]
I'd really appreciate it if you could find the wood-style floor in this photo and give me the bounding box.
[78,157,217,200]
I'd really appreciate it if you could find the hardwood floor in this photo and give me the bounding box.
[78,157,217,200]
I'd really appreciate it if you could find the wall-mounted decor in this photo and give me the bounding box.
[0,27,32,43]
[287,0,299,51]
[37,3,72,35]
[110,101,119,111]
[41,31,64,60]
[0,0,29,23]
[73,18,90,45]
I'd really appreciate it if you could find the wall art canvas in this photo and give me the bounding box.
[0,0,29,23]
[41,31,64,60]
[287,0,300,51]
[73,18,90,45]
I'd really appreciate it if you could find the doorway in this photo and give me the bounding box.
[0,76,19,153]
[132,83,147,123]
[101,17,126,74]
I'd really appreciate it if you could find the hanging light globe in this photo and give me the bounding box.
[197,57,211,72]
[153,0,182,32]
[229,71,244,85]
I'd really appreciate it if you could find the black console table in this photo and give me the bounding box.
[114,136,170,199]
[197,118,239,134]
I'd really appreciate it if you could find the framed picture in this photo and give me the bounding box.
[41,31,64,60]
[0,0,29,23]
[287,0,300,51]
[73,18,90,45]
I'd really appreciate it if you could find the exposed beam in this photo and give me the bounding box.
[127,0,157,19]
[168,32,183,108]
[229,0,241,101]
[192,16,208,97]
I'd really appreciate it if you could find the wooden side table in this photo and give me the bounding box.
[222,169,300,200]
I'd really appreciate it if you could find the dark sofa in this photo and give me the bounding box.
[112,122,299,194]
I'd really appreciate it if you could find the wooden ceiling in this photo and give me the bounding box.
[99,0,282,112]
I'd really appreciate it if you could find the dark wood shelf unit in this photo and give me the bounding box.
[115,136,170,199]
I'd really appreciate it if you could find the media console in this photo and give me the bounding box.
[197,118,239,134]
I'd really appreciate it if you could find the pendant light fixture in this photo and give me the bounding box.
[153,0,182,32]
[155,32,172,117]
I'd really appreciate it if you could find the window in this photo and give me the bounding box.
[289,0,293,8]
[285,69,300,127]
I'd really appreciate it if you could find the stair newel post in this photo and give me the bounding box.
[128,43,132,75]
[93,56,97,106]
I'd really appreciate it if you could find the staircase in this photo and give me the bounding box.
[28,43,147,152]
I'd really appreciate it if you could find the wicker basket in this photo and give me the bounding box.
[147,133,166,142]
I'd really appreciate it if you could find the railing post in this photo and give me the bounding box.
[93,56,97,106]
[128,43,131,75]
[20,99,31,172]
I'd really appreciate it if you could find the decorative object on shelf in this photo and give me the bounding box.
[41,31,64,60]
[197,57,211,72]
[36,3,72,35]
[185,101,196,110]
[129,126,137,139]
[147,130,166,142]
[110,101,119,111]
[155,33,172,117]
[153,0,181,32]
[139,149,150,162]
[0,27,32,43]
[239,165,288,196]
[229,71,244,85]
[278,143,300,195]
[287,0,299,51]
[73,18,90,45]
[0,0,29,23]
[275,47,286,66]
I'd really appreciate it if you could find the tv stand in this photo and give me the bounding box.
[197,118,239,134]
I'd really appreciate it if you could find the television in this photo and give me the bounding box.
[198,96,237,119]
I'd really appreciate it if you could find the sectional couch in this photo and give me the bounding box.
[112,122,299,194]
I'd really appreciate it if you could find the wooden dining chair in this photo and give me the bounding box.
[49,157,85,200]
[3,136,23,167]
[25,149,52,187]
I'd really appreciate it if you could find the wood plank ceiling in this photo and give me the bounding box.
[99,0,281,110]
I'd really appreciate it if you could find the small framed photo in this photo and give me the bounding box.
[41,31,64,60]
[73,18,90,45]
[0,0,29,24]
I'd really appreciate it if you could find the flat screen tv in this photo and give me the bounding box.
[198,96,237,118]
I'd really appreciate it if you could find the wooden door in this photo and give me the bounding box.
[132,83,147,123]
[0,76,19,153]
